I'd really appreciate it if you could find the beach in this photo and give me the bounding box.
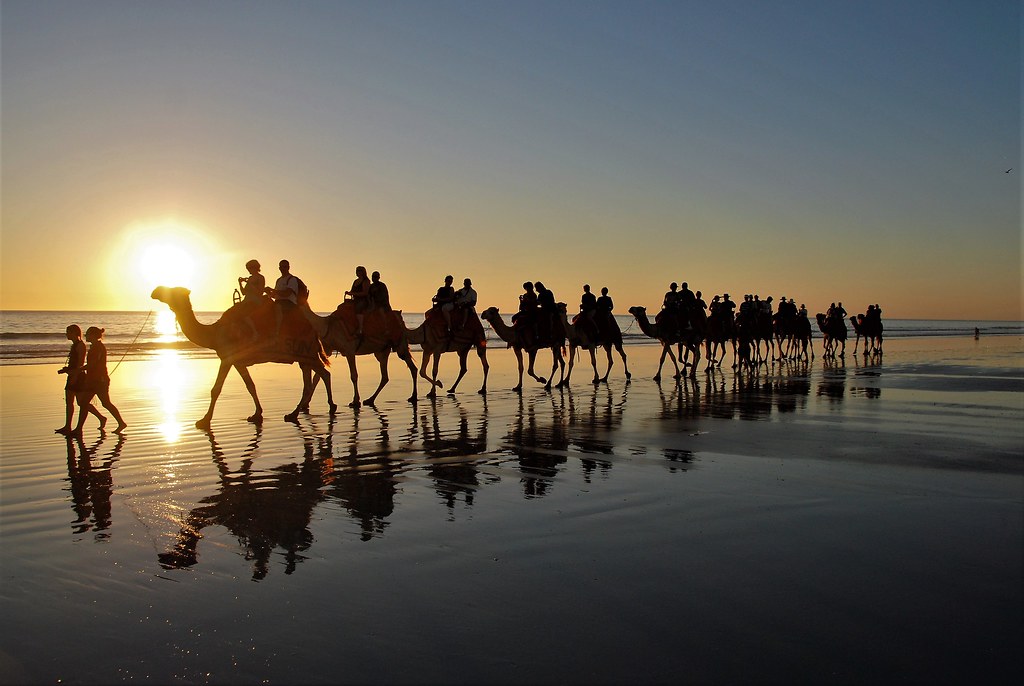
[1,335,1021,684]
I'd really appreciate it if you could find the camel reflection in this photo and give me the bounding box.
[420,398,491,517]
[656,363,813,421]
[564,383,628,482]
[503,393,569,498]
[64,433,124,539]
[295,409,405,542]
[159,427,326,579]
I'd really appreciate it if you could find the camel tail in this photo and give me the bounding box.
[317,339,331,367]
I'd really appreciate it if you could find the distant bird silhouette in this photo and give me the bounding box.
[1006,168,1013,173]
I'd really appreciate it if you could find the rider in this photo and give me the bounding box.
[534,281,556,342]
[345,266,371,335]
[236,259,266,339]
[513,281,537,342]
[265,259,301,338]
[368,270,391,311]
[432,275,456,333]
[579,284,598,340]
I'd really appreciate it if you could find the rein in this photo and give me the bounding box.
[109,310,153,377]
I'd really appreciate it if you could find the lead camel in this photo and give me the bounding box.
[151,286,334,428]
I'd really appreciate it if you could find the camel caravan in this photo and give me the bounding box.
[151,260,882,428]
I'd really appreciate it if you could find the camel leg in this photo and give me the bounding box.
[599,346,612,383]
[526,350,548,387]
[196,360,235,430]
[447,349,470,395]
[616,342,630,381]
[426,352,442,399]
[397,347,418,403]
[420,350,443,389]
[688,344,700,378]
[363,351,391,406]
[286,366,317,422]
[560,345,576,388]
[473,346,488,395]
[512,348,525,392]
[346,355,361,408]
[589,348,601,384]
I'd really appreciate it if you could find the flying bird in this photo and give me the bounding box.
[1006,168,1013,173]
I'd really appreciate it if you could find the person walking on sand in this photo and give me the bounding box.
[55,324,92,434]
[73,327,128,435]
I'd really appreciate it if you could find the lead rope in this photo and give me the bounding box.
[109,310,153,377]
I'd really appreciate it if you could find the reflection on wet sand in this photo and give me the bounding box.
[159,427,325,579]
[65,434,124,539]
[139,357,889,576]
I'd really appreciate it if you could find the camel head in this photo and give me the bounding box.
[627,305,647,318]
[151,286,192,312]
[480,306,500,322]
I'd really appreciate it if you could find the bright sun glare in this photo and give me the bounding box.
[109,218,233,310]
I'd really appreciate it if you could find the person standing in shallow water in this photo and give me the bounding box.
[56,324,91,434]
[74,327,127,435]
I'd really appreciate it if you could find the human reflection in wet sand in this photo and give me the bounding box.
[505,392,569,498]
[65,433,124,539]
[422,397,492,518]
[159,427,327,580]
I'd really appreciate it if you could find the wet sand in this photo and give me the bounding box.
[1,335,1021,684]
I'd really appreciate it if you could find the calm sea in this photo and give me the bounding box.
[1,309,1020,365]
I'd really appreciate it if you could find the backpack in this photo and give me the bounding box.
[292,276,309,299]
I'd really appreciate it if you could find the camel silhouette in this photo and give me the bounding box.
[480,307,565,392]
[151,286,334,429]
[297,296,418,407]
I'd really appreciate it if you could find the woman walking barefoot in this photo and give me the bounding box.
[55,325,94,434]
[73,327,127,435]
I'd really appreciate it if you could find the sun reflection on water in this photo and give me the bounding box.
[151,349,191,443]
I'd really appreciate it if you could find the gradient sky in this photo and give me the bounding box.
[2,0,1020,319]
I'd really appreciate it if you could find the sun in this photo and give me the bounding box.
[138,242,197,288]
[108,218,236,309]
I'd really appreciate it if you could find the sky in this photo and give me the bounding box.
[1,0,1020,320]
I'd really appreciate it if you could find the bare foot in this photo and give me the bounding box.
[54,426,71,435]
[114,423,128,434]
[99,416,108,431]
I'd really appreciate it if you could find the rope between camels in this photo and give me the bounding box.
[109,310,153,377]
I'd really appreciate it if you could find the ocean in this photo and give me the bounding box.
[1,309,1020,365]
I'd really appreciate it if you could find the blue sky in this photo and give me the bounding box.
[2,0,1019,318]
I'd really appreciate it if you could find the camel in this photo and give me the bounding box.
[151,286,334,429]
[704,308,737,369]
[406,309,489,397]
[628,306,703,380]
[850,313,883,355]
[555,303,631,386]
[816,312,847,358]
[297,297,418,407]
[480,307,565,392]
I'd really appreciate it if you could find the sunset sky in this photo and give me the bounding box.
[2,0,1020,320]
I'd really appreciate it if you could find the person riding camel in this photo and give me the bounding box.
[432,275,456,334]
[512,281,537,343]
[534,281,556,343]
[232,259,266,340]
[265,259,301,339]
[578,284,598,341]
[659,282,680,337]
[366,270,391,334]
[344,266,371,335]
[453,277,478,331]
[595,286,614,341]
